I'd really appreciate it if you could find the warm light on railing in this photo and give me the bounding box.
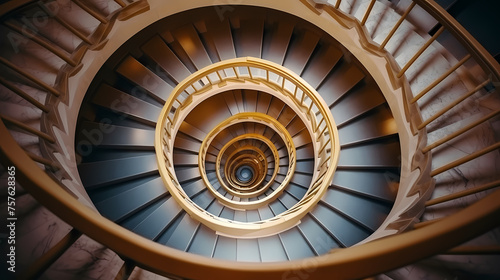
[155,57,340,237]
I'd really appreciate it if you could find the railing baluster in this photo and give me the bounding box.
[426,180,500,206]
[412,54,471,103]
[413,217,443,229]
[27,151,59,170]
[335,0,341,9]
[72,0,108,24]
[37,2,92,45]
[419,78,492,130]
[114,0,127,8]
[314,118,325,133]
[233,67,239,79]
[318,138,331,154]
[361,0,376,26]
[114,260,135,280]
[1,114,55,143]
[0,57,60,96]
[0,77,49,113]
[430,142,500,176]
[307,101,314,114]
[444,246,500,255]
[3,21,77,67]
[247,66,253,79]
[379,2,416,50]
[20,229,82,279]
[423,108,500,153]
[397,26,445,78]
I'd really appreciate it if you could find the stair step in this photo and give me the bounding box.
[301,43,343,89]
[258,235,289,261]
[283,30,321,75]
[78,154,159,188]
[332,170,398,203]
[233,17,264,58]
[318,62,366,107]
[95,176,167,222]
[321,188,392,231]
[237,239,261,262]
[207,18,236,61]
[165,213,199,251]
[213,235,237,260]
[333,89,387,127]
[172,24,213,70]
[131,197,183,240]
[187,224,217,257]
[92,84,161,126]
[262,21,294,65]
[311,203,371,247]
[338,104,398,146]
[141,35,192,83]
[116,56,172,103]
[337,138,401,168]
[174,136,202,153]
[79,121,154,149]
[280,227,315,260]
[298,216,341,255]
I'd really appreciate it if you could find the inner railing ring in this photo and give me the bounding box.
[220,141,278,196]
[199,115,295,209]
[155,57,340,237]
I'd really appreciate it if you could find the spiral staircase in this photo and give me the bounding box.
[0,0,499,279]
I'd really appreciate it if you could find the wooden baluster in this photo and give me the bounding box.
[361,0,376,26]
[379,2,416,50]
[3,21,77,67]
[418,78,492,130]
[114,260,135,280]
[20,229,82,279]
[0,77,49,112]
[72,0,108,24]
[430,142,500,176]
[37,2,92,44]
[412,54,471,103]
[1,114,55,143]
[0,57,60,96]
[423,108,500,152]
[114,0,127,8]
[445,246,500,255]
[26,151,59,170]
[426,180,500,206]
[397,26,445,78]
[335,0,342,9]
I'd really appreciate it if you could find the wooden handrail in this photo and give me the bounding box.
[426,180,500,206]
[1,114,55,144]
[379,2,416,50]
[21,229,82,279]
[3,115,500,279]
[361,0,376,26]
[397,26,444,78]
[430,142,500,176]
[412,54,471,103]
[417,79,492,130]
[0,0,498,279]
[414,0,500,82]
[423,108,500,153]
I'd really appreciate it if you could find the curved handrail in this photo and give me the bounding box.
[199,114,296,210]
[0,0,499,278]
[3,118,500,279]
[218,136,280,197]
[413,0,500,82]
[155,57,340,237]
